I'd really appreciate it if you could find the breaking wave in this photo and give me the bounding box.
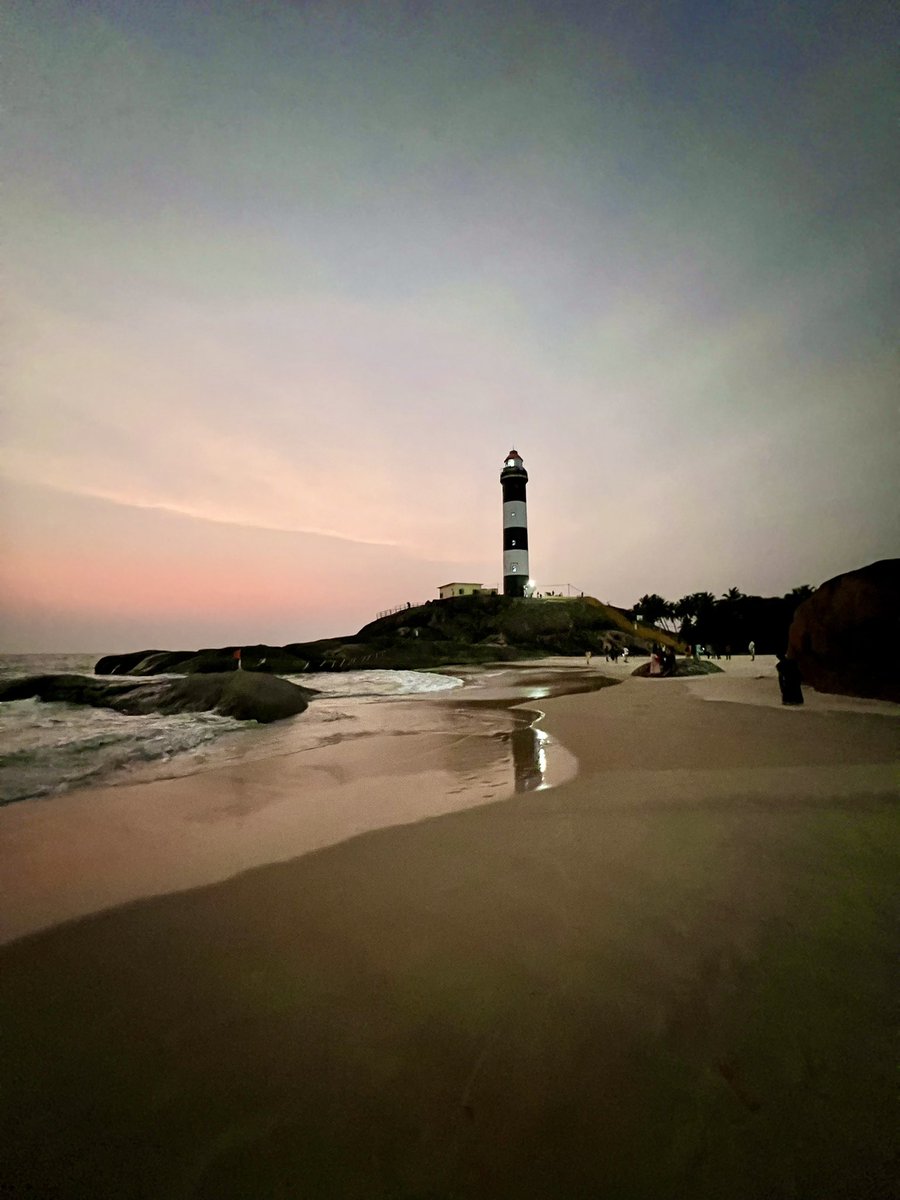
[0,655,463,804]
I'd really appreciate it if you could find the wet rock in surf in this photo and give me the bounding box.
[0,672,316,723]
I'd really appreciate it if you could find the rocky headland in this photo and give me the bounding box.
[84,562,900,705]
[94,594,680,677]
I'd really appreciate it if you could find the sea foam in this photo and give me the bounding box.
[0,655,463,805]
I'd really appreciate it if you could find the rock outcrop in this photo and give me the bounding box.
[787,559,900,702]
[354,594,678,657]
[94,596,683,677]
[0,672,317,723]
[94,646,313,676]
[630,659,723,678]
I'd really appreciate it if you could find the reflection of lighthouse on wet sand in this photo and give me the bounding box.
[510,722,549,792]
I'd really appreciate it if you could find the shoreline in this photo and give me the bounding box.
[1,658,895,946]
[2,658,898,1197]
[0,661,612,944]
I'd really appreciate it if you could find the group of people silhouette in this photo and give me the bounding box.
[584,638,804,705]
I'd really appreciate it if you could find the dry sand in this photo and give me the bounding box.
[1,658,897,1199]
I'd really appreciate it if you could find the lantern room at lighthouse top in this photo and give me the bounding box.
[500,449,528,480]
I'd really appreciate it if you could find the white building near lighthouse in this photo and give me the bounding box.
[438,582,498,600]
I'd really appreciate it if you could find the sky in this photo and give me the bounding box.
[2,0,897,652]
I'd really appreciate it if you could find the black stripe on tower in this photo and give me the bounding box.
[501,448,529,598]
[501,477,527,502]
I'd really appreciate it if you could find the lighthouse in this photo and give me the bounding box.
[501,448,529,597]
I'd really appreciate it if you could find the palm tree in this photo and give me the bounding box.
[721,587,745,603]
[634,593,666,623]
[787,584,815,602]
[673,595,697,627]
[673,595,699,641]
[675,593,716,643]
[691,591,717,612]
[633,594,679,634]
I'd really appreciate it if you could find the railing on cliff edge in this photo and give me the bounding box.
[536,583,587,597]
[375,602,427,619]
[376,586,591,618]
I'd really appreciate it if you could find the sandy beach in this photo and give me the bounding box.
[2,657,898,1198]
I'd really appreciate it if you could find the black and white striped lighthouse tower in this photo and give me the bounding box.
[501,448,529,597]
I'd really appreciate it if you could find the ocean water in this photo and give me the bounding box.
[0,654,462,806]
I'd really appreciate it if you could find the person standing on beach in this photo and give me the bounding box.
[748,640,756,661]
[233,649,242,671]
[776,654,804,705]
[585,649,592,667]
[622,647,629,665]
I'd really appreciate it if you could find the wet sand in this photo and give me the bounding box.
[0,667,610,944]
[1,659,898,1198]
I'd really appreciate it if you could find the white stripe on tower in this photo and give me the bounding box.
[500,448,529,597]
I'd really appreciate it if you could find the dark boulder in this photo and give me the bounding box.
[631,659,723,678]
[787,559,900,702]
[0,673,316,723]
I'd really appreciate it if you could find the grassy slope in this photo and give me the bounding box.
[345,595,684,668]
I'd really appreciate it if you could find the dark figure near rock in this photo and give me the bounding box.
[776,655,804,706]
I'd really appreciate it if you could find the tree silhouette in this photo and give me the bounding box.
[630,582,817,654]
[633,593,678,633]
[786,584,815,602]
[672,593,717,642]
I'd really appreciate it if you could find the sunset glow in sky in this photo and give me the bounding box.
[3,0,897,651]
